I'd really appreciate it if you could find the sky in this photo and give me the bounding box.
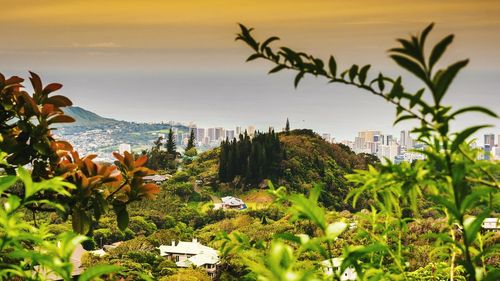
[1,0,499,141]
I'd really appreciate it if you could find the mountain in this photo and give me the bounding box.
[62,106,120,126]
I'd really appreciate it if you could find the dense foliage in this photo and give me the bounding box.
[233,22,499,280]
[219,130,282,184]
[0,72,160,280]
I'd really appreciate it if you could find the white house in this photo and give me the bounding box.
[482,218,499,231]
[143,174,170,184]
[321,258,357,280]
[158,238,219,278]
[221,196,246,210]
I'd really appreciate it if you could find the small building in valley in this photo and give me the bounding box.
[143,174,170,184]
[321,258,357,280]
[158,238,219,278]
[482,218,499,231]
[221,196,246,210]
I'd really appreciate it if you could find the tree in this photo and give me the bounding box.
[186,129,196,150]
[0,72,161,280]
[285,118,290,135]
[165,128,177,156]
[233,23,499,280]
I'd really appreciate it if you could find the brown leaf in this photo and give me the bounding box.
[42,83,63,95]
[46,95,73,107]
[48,114,75,124]
[134,155,148,167]
[29,71,42,93]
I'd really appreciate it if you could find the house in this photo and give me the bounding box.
[158,238,219,278]
[143,174,170,184]
[221,196,246,210]
[321,258,357,280]
[35,244,87,280]
[482,218,499,231]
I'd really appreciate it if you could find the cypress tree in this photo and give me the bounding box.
[186,129,196,150]
[285,118,290,135]
[166,128,176,156]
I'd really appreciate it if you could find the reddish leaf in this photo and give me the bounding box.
[113,152,124,163]
[124,151,134,169]
[29,71,43,93]
[46,95,73,107]
[134,155,148,167]
[56,140,73,151]
[5,76,24,85]
[42,83,63,95]
[48,114,75,124]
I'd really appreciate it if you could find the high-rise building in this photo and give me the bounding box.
[236,126,242,137]
[225,130,235,140]
[215,127,224,141]
[400,130,413,148]
[400,130,406,147]
[386,135,394,145]
[195,128,205,143]
[484,134,495,147]
[247,126,256,138]
[207,128,216,142]
[377,142,399,163]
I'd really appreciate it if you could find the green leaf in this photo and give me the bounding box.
[72,209,91,234]
[0,175,17,194]
[17,167,34,199]
[390,54,427,83]
[410,89,425,108]
[393,115,415,125]
[246,53,263,62]
[377,73,385,92]
[348,65,358,82]
[78,264,122,281]
[433,59,469,104]
[328,56,337,77]
[388,77,403,99]
[294,71,305,88]
[450,106,498,119]
[451,125,491,152]
[260,36,279,52]
[117,208,129,231]
[268,64,286,74]
[429,34,454,70]
[419,23,434,49]
[326,222,347,240]
[464,211,489,245]
[358,65,371,84]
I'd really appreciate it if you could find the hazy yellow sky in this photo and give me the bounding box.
[1,0,499,138]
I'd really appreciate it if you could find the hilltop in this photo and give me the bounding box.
[62,106,120,126]
[180,129,379,210]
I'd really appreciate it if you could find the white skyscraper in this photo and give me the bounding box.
[207,128,216,142]
[225,130,235,140]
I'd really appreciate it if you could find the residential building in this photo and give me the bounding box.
[484,134,495,147]
[221,196,246,210]
[321,258,357,280]
[482,218,499,231]
[158,239,219,279]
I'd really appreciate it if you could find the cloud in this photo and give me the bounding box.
[71,42,121,48]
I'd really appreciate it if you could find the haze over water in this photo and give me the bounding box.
[2,0,499,141]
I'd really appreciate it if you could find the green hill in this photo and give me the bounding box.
[62,106,120,126]
[182,129,378,210]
